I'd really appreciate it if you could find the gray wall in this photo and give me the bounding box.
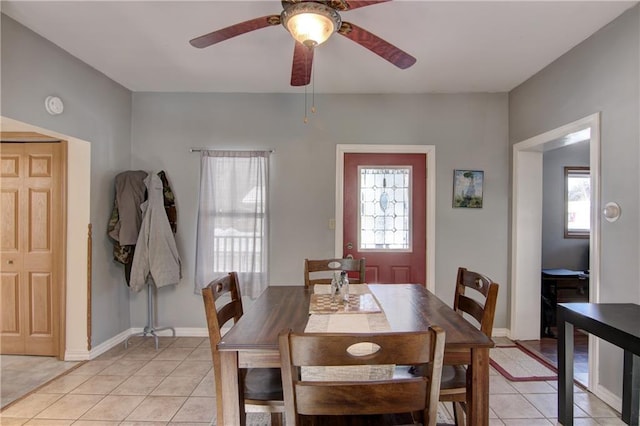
[130,92,510,330]
[510,4,639,400]
[542,141,590,270]
[1,14,134,346]
[1,13,512,346]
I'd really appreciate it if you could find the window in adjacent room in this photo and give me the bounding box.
[565,166,590,238]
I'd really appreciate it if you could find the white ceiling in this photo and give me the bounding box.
[1,1,636,94]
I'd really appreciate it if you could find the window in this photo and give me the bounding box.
[358,166,411,251]
[195,151,270,298]
[565,166,590,238]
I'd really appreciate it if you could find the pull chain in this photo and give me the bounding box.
[302,45,318,123]
[311,50,316,114]
[304,83,308,124]
[303,46,309,124]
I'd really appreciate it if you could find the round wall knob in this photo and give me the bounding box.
[603,202,621,222]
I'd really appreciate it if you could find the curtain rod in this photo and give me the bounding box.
[189,148,275,153]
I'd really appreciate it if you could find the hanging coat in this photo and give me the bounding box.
[129,173,181,292]
[107,170,148,266]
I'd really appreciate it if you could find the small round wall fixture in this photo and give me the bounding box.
[45,96,64,115]
[603,202,621,222]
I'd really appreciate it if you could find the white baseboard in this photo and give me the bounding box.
[87,327,210,359]
[492,328,510,338]
[64,348,91,361]
[123,327,209,338]
[594,383,622,414]
[88,329,134,359]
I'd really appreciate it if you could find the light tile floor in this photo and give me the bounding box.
[1,355,80,408]
[0,336,626,425]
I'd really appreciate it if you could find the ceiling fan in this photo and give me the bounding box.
[189,0,416,86]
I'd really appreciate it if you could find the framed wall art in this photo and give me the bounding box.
[453,169,484,208]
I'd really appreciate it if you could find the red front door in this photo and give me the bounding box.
[343,153,427,285]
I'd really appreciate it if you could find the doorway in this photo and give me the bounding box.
[0,116,91,361]
[335,144,436,291]
[510,112,600,390]
[0,140,65,357]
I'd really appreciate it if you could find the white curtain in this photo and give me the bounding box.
[195,150,270,298]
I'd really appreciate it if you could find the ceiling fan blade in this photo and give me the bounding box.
[337,21,416,69]
[190,15,281,48]
[342,1,391,11]
[291,42,314,86]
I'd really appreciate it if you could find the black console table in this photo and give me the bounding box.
[558,303,640,425]
[541,269,589,337]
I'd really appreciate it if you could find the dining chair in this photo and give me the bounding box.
[304,258,366,288]
[279,327,446,426]
[439,267,499,426]
[202,272,284,426]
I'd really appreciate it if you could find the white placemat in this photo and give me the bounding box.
[313,283,371,295]
[303,296,394,381]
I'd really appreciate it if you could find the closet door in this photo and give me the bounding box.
[1,142,62,356]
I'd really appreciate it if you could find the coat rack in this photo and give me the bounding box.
[111,170,179,351]
[124,282,175,350]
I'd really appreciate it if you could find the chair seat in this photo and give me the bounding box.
[439,365,466,393]
[396,364,466,392]
[244,367,284,401]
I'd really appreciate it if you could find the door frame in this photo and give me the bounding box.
[335,144,436,291]
[1,117,91,360]
[510,112,600,391]
[0,137,67,359]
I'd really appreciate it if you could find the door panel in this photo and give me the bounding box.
[30,272,52,334]
[30,189,52,250]
[1,190,19,251]
[391,266,411,283]
[0,143,60,356]
[1,273,20,334]
[343,153,427,285]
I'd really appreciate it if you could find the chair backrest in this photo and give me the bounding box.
[202,272,244,420]
[453,267,499,337]
[279,327,446,426]
[304,258,366,288]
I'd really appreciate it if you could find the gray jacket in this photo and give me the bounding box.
[130,173,181,291]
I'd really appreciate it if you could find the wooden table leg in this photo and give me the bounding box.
[220,350,244,426]
[467,347,490,426]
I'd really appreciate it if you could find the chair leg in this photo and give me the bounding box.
[452,402,466,426]
[270,412,284,426]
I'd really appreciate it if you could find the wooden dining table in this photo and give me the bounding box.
[217,284,494,425]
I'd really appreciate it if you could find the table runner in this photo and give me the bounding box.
[313,284,372,295]
[303,284,394,381]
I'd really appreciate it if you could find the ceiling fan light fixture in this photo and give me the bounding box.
[282,2,341,47]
